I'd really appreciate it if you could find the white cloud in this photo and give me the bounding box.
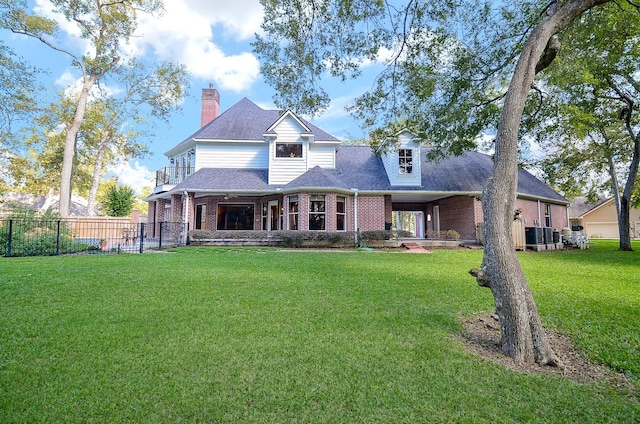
[128,0,263,92]
[54,69,78,88]
[107,161,155,196]
[35,0,263,93]
[182,0,264,40]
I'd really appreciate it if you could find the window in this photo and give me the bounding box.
[545,204,552,227]
[195,204,206,230]
[261,204,267,230]
[288,196,299,230]
[309,195,326,231]
[399,149,413,174]
[276,143,303,158]
[217,204,254,230]
[186,152,194,177]
[336,196,346,231]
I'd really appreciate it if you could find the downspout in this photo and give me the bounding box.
[537,200,541,227]
[183,190,189,245]
[352,189,359,245]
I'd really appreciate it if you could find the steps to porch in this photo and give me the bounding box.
[401,242,433,253]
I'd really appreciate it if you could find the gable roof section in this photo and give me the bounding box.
[266,110,312,134]
[165,98,339,156]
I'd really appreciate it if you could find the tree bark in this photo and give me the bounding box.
[58,75,98,217]
[85,135,110,217]
[619,114,640,251]
[474,0,611,365]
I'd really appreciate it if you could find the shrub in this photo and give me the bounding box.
[189,229,217,240]
[360,230,391,241]
[214,230,270,240]
[426,230,460,240]
[272,231,304,247]
[445,229,461,240]
[426,230,441,239]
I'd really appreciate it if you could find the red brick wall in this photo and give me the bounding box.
[384,195,392,226]
[428,196,479,240]
[147,201,156,223]
[171,194,183,223]
[357,195,387,231]
[514,199,568,229]
[298,194,309,230]
[548,203,568,229]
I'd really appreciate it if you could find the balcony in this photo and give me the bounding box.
[155,166,195,187]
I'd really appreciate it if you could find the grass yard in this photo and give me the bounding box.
[1,241,638,423]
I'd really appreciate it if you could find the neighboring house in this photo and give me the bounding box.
[569,197,640,239]
[0,192,93,217]
[146,87,569,241]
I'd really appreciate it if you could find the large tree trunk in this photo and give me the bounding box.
[619,196,632,250]
[472,0,610,365]
[58,75,98,217]
[619,120,640,251]
[86,136,110,217]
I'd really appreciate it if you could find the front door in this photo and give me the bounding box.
[268,200,280,231]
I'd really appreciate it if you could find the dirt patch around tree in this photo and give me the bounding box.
[458,312,637,392]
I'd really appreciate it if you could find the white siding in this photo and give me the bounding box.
[308,144,335,168]
[195,143,268,170]
[268,116,310,185]
[382,131,422,186]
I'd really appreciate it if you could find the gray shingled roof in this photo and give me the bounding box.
[568,196,610,218]
[165,98,339,155]
[172,168,277,192]
[169,145,567,204]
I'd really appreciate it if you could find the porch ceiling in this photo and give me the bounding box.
[390,192,456,203]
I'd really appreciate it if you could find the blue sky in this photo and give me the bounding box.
[5,0,376,194]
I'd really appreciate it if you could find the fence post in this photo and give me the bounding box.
[139,223,145,254]
[56,220,61,255]
[6,219,13,257]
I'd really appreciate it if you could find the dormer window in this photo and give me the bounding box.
[276,142,302,158]
[399,149,413,174]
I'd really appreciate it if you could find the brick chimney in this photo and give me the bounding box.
[201,83,220,127]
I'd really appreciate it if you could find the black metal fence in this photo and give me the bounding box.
[0,219,188,257]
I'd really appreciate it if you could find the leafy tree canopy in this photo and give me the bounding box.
[535,1,640,199]
[101,182,135,217]
[255,0,557,157]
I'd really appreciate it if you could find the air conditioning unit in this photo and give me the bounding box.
[525,227,544,245]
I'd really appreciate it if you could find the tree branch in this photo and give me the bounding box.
[535,34,561,74]
[9,28,82,69]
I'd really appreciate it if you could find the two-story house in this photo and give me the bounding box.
[146,86,569,241]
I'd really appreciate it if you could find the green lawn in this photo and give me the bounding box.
[1,241,638,423]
